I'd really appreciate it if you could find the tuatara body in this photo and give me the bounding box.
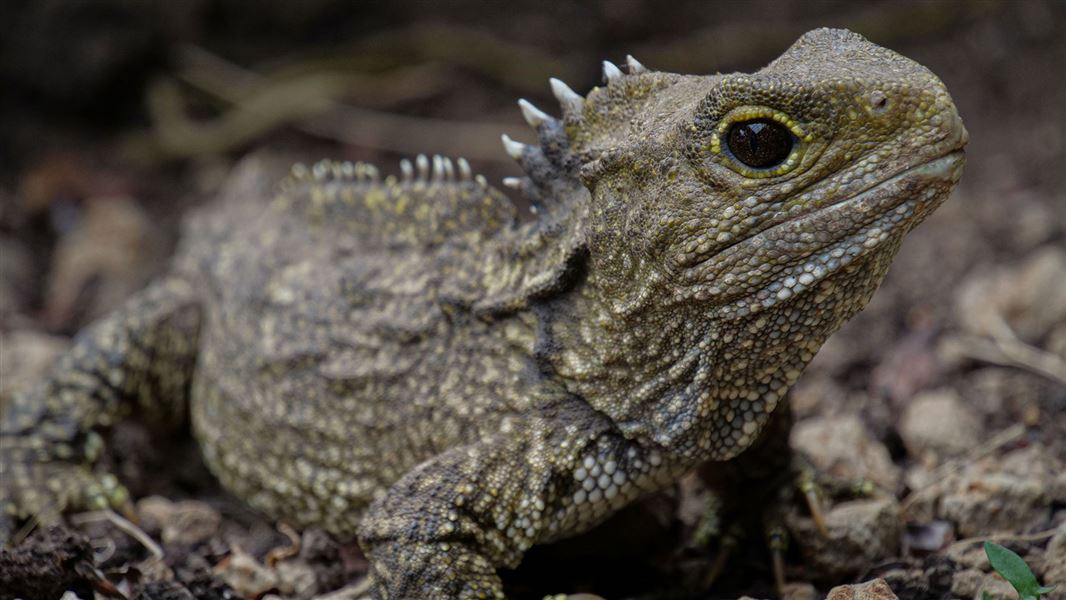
[1,28,967,598]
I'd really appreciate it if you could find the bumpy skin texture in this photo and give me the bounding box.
[1,29,966,598]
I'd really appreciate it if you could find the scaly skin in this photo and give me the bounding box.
[1,29,966,598]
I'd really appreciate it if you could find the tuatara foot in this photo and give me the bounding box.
[0,435,130,542]
[694,452,879,597]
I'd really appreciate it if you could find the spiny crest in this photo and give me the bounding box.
[499,55,650,209]
[517,54,647,126]
[286,159,380,186]
[276,153,516,251]
[274,155,509,239]
[452,56,654,312]
[281,154,490,194]
[396,154,479,187]
[279,54,654,214]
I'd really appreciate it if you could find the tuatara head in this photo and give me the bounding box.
[558,27,967,316]
[509,28,967,459]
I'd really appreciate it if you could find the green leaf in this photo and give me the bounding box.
[983,592,991,600]
[984,541,1054,599]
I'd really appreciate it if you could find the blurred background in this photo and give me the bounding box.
[1,1,1064,598]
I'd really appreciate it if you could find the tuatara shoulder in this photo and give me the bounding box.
[1,28,966,598]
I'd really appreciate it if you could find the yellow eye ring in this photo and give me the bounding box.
[709,107,812,178]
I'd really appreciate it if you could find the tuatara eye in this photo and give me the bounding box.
[726,119,794,169]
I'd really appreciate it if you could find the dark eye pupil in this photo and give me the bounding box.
[726,119,793,169]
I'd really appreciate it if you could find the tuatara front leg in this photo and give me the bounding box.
[695,403,879,595]
[1,278,201,538]
[357,398,681,599]
[694,403,803,594]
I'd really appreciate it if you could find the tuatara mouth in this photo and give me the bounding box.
[780,149,967,251]
[704,149,966,315]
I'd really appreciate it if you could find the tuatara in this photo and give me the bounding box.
[1,28,967,598]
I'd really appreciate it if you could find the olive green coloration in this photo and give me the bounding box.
[1,29,966,598]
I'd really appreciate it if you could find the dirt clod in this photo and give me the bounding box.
[136,496,221,547]
[0,526,96,600]
[790,496,901,578]
[825,578,900,600]
[899,389,984,460]
[792,413,901,492]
